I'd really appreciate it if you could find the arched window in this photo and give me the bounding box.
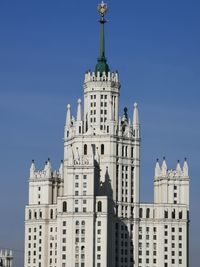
[29,210,32,220]
[81,221,85,226]
[101,144,104,155]
[97,201,102,212]
[81,246,85,251]
[75,220,79,226]
[39,210,42,219]
[34,211,37,219]
[84,144,87,155]
[63,201,67,213]
[146,208,150,218]
[50,209,53,219]
[139,208,143,218]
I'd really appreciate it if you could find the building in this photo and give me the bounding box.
[24,1,190,267]
[0,250,13,267]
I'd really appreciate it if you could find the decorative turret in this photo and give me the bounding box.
[183,158,189,176]
[155,159,161,177]
[66,104,71,126]
[46,158,52,177]
[95,1,110,75]
[176,160,182,173]
[59,160,64,179]
[133,103,140,138]
[76,99,82,121]
[30,160,36,177]
[133,103,139,125]
[161,157,167,175]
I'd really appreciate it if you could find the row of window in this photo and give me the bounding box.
[116,145,134,158]
[84,144,105,155]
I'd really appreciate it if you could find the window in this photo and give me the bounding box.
[29,210,32,220]
[172,209,175,219]
[164,210,168,218]
[50,209,53,219]
[97,201,102,212]
[84,144,87,155]
[63,202,67,212]
[179,211,183,219]
[101,144,104,155]
[139,208,143,218]
[146,208,150,218]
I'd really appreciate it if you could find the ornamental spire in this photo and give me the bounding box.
[95,1,110,75]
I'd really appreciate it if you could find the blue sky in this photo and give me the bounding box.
[0,0,199,266]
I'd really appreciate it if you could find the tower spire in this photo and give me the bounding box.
[95,1,110,75]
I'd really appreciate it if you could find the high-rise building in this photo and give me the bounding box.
[24,2,190,267]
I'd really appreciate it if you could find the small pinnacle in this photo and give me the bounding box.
[177,160,180,163]
[134,102,138,108]
[185,157,187,161]
[67,104,71,109]
[48,158,50,161]
[45,161,47,165]
[163,156,165,160]
[78,98,81,104]
[156,158,159,162]
[61,160,63,163]
[32,159,34,163]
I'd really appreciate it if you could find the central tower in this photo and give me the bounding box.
[62,2,140,266]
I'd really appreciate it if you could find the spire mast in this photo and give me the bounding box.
[95,1,110,75]
[98,1,107,59]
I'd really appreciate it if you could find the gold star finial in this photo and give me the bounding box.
[98,1,108,17]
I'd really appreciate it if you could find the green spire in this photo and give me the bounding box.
[95,1,110,76]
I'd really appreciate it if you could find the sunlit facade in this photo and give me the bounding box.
[24,2,189,267]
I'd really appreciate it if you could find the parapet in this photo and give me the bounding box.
[84,71,119,83]
[155,158,189,179]
[29,159,63,180]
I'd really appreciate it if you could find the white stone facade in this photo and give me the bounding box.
[0,250,13,267]
[24,4,189,267]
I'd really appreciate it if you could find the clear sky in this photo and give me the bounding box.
[0,0,199,266]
